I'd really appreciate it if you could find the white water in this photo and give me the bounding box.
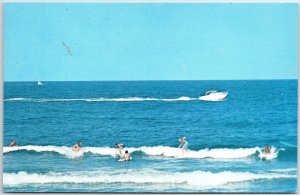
[4,96,198,102]
[3,145,84,158]
[5,97,197,102]
[3,145,280,160]
[257,147,282,160]
[3,169,295,187]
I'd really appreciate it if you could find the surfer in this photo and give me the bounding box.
[264,145,271,154]
[123,150,131,161]
[72,141,81,152]
[115,143,125,157]
[178,137,188,153]
[9,139,17,147]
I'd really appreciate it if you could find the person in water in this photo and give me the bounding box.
[115,143,125,157]
[178,137,188,153]
[123,150,131,161]
[72,141,81,152]
[264,145,271,154]
[9,139,17,147]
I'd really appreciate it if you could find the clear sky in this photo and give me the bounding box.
[4,3,298,81]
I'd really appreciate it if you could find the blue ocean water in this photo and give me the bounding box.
[3,80,298,192]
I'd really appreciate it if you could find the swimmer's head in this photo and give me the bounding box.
[125,150,128,154]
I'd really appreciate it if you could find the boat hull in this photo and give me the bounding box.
[199,92,228,101]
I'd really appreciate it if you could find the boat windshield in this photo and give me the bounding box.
[205,90,217,95]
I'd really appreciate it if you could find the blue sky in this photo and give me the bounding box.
[4,3,298,81]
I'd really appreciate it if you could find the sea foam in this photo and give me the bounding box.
[3,145,279,160]
[257,147,282,160]
[3,145,84,158]
[3,169,295,187]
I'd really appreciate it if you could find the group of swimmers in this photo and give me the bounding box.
[113,137,188,161]
[114,143,131,161]
[8,138,272,159]
[70,141,131,161]
[8,137,189,161]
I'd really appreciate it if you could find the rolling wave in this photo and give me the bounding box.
[3,145,84,158]
[3,145,281,160]
[4,96,197,102]
[3,169,296,187]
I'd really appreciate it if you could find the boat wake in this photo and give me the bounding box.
[5,92,228,103]
[4,97,197,102]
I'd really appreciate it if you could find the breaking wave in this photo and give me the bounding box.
[3,169,296,187]
[3,145,281,160]
[3,145,84,158]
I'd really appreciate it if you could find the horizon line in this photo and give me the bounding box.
[4,0,299,3]
[4,78,298,82]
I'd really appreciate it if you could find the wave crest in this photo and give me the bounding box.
[3,169,295,187]
[3,145,279,160]
[3,145,84,158]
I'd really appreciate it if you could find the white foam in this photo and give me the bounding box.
[177,96,192,101]
[83,147,116,156]
[4,96,197,102]
[3,145,265,159]
[257,147,281,160]
[3,169,295,187]
[5,98,31,101]
[270,168,297,173]
[3,145,84,158]
[134,146,260,159]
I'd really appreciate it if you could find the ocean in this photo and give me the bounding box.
[3,80,298,192]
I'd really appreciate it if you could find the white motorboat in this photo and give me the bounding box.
[37,81,43,86]
[199,90,228,101]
